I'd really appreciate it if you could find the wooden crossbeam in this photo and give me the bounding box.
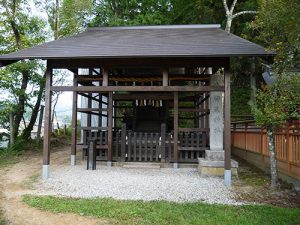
[178,128,209,132]
[179,108,210,112]
[113,93,173,100]
[77,108,108,112]
[51,86,224,92]
[76,74,210,83]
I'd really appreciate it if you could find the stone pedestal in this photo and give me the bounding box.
[198,150,238,177]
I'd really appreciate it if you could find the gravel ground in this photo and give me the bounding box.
[34,165,241,204]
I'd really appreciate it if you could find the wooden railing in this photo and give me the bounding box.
[232,121,300,180]
[82,124,207,163]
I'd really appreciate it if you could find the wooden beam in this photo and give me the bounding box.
[179,108,209,112]
[224,64,231,170]
[77,74,209,82]
[113,93,173,100]
[178,128,209,132]
[196,94,210,106]
[77,108,108,112]
[48,57,227,69]
[107,92,113,162]
[81,127,108,130]
[51,85,224,92]
[43,68,52,167]
[173,92,178,164]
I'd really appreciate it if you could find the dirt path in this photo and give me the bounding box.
[0,147,108,225]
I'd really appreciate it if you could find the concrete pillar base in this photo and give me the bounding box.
[71,155,76,166]
[107,161,112,167]
[224,170,232,187]
[173,162,178,169]
[198,158,238,177]
[42,165,49,179]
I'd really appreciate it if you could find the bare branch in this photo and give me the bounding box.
[222,0,230,15]
[232,10,256,19]
[229,0,238,14]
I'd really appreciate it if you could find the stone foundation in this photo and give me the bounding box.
[198,150,238,177]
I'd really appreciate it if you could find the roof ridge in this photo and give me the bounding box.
[87,24,221,31]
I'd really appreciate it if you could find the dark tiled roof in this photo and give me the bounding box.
[0,24,274,62]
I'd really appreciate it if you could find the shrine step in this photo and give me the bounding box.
[122,163,161,169]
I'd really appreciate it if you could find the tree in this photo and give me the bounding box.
[251,0,300,71]
[222,0,256,32]
[250,73,300,189]
[39,0,93,39]
[0,0,47,140]
[35,0,93,129]
[91,0,172,26]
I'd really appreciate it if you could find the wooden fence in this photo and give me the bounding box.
[232,121,300,180]
[82,123,207,163]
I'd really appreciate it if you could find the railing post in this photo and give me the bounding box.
[232,123,236,146]
[260,127,264,154]
[161,123,166,163]
[87,136,97,170]
[286,123,291,173]
[121,123,126,162]
[245,123,248,150]
[173,92,179,168]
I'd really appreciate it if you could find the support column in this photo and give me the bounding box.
[42,68,52,179]
[71,71,78,166]
[173,91,178,168]
[198,65,237,181]
[224,64,232,186]
[107,91,113,166]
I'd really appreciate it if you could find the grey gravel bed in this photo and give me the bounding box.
[34,165,241,204]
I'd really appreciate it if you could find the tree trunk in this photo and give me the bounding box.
[225,15,232,33]
[22,77,45,140]
[13,70,29,139]
[9,112,15,146]
[266,125,278,189]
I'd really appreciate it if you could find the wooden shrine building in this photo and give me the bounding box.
[0,25,274,186]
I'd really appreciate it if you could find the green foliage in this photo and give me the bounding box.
[39,0,93,38]
[251,73,300,127]
[0,209,8,225]
[251,0,300,71]
[91,0,173,26]
[232,87,251,115]
[0,0,47,139]
[23,195,300,225]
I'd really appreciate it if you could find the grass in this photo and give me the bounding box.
[0,209,8,225]
[23,195,300,225]
[0,150,20,167]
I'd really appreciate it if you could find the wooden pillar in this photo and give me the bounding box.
[98,93,102,128]
[161,123,166,163]
[42,68,52,179]
[173,91,178,168]
[107,91,113,165]
[224,62,231,186]
[103,68,108,87]
[163,69,168,86]
[87,94,92,127]
[87,69,92,128]
[71,71,78,166]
